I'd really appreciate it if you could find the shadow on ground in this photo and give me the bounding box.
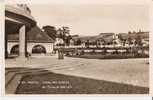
[13,68,149,94]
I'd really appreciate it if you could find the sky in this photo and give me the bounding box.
[28,4,149,36]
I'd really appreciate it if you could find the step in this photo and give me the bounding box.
[5,68,46,86]
[5,72,16,87]
[6,74,22,94]
[6,67,24,69]
[5,68,44,75]
[5,68,28,75]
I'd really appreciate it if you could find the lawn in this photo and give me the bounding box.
[16,72,149,94]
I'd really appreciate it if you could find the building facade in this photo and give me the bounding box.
[5,5,54,58]
[7,26,54,56]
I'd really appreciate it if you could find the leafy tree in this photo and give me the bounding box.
[100,38,107,54]
[100,38,106,47]
[96,40,101,48]
[65,35,72,46]
[76,38,82,45]
[128,31,132,34]
[127,37,133,46]
[135,35,142,47]
[57,27,71,46]
[118,34,126,46]
[85,40,90,48]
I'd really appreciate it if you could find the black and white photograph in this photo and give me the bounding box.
[4,3,149,94]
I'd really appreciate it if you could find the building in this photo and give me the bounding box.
[7,26,54,56]
[118,31,149,47]
[5,4,54,58]
[71,33,116,46]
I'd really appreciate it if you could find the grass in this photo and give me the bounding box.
[16,72,149,94]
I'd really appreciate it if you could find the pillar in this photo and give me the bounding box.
[5,32,8,58]
[19,25,26,58]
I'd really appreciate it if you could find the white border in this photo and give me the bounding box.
[1,0,152,98]
[5,0,151,5]
[1,96,152,100]
[0,0,5,97]
[149,1,153,96]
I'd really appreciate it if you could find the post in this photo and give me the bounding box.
[5,32,8,58]
[58,46,64,59]
[19,25,26,59]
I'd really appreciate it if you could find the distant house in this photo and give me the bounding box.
[70,32,149,48]
[71,33,116,45]
[98,33,116,44]
[118,31,149,46]
[7,26,55,55]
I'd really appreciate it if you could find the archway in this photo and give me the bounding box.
[10,45,19,55]
[32,45,46,54]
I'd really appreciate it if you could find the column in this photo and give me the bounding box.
[19,25,26,58]
[5,32,8,58]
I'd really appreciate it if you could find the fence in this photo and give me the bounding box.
[54,45,149,57]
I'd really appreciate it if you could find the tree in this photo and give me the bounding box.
[56,27,71,46]
[85,40,90,48]
[135,35,142,47]
[100,38,106,47]
[134,35,143,55]
[100,38,107,54]
[65,35,72,46]
[128,31,132,34]
[42,25,57,40]
[118,34,126,46]
[96,40,101,48]
[76,38,82,45]
[127,37,133,46]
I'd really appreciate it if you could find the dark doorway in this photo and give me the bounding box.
[10,45,19,55]
[32,45,46,54]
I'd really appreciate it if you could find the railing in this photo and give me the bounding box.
[54,45,149,49]
[54,45,149,56]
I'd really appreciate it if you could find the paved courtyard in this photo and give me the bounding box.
[6,55,149,88]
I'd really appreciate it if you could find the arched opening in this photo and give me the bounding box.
[10,45,19,55]
[32,45,46,54]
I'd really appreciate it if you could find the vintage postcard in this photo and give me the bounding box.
[3,0,150,95]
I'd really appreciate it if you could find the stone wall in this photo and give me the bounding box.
[8,42,54,55]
